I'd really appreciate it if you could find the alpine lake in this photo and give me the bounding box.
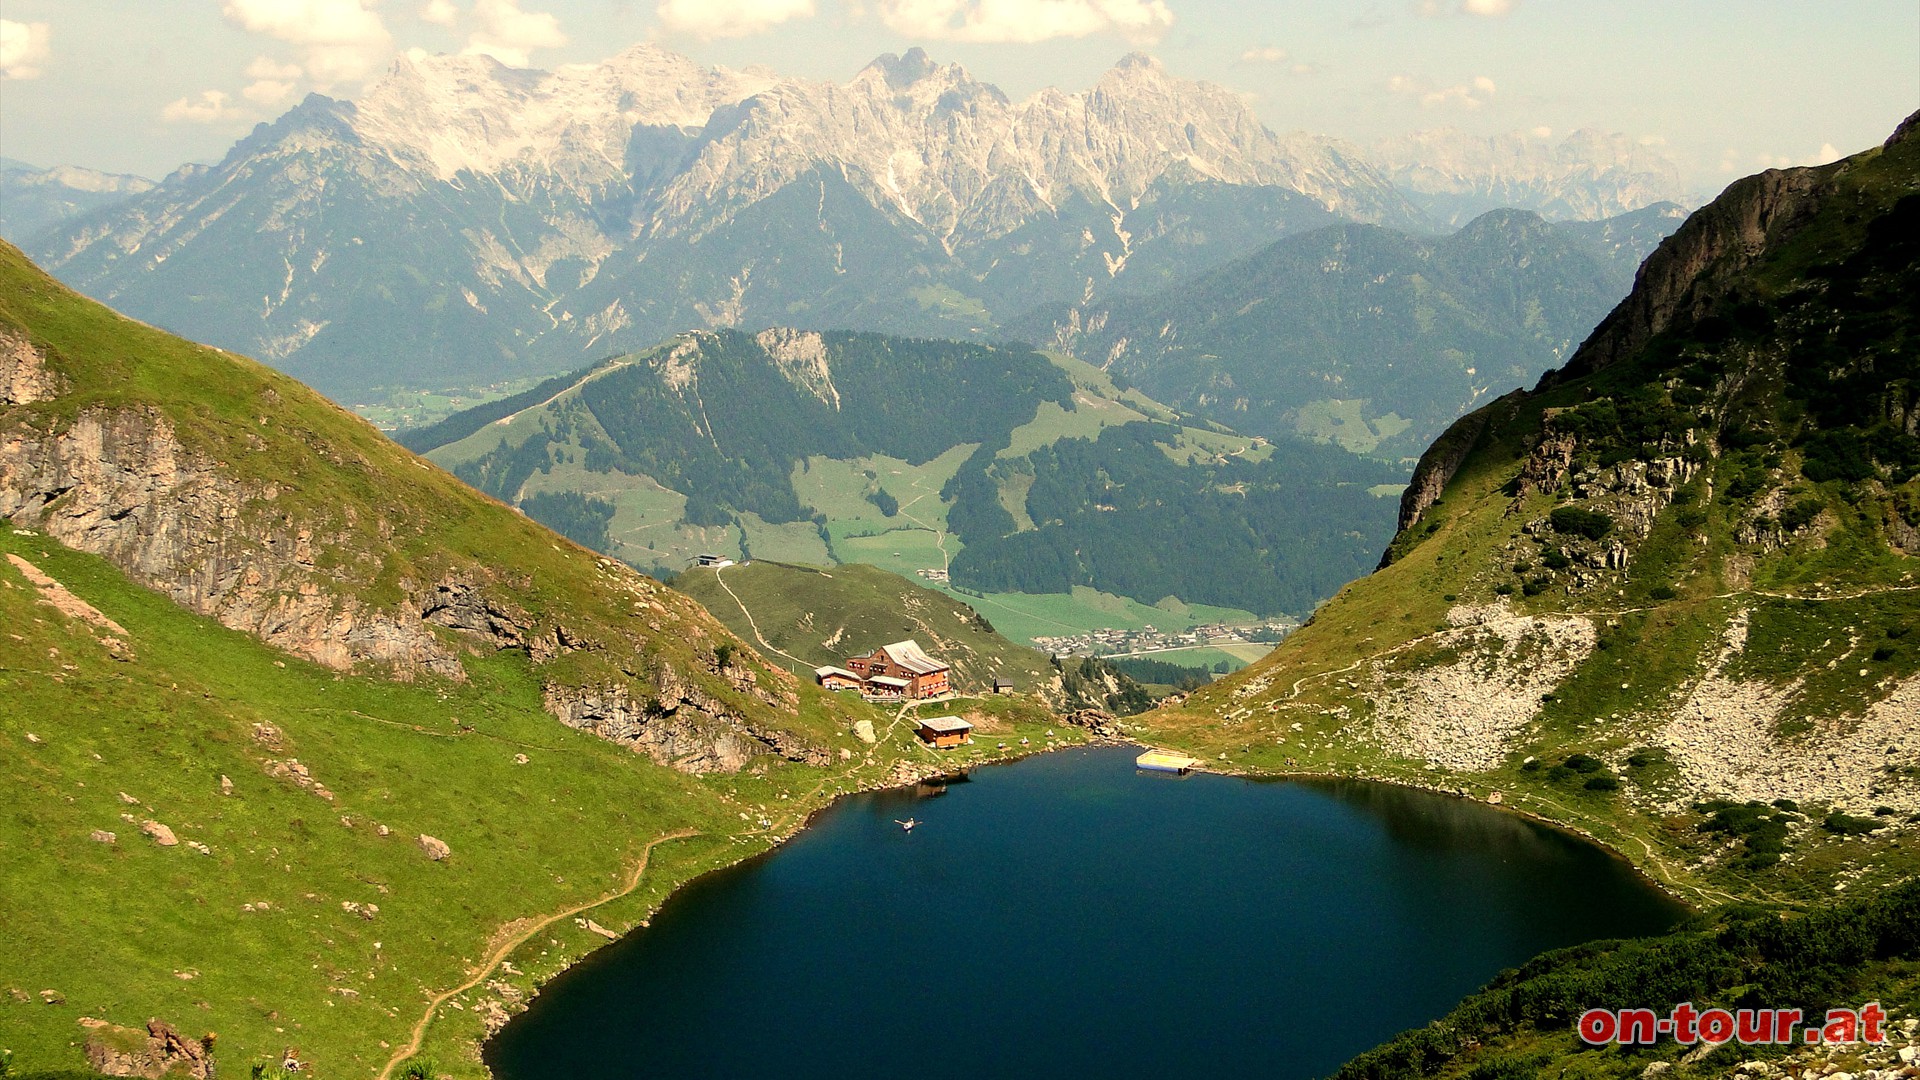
[487,744,1685,1078]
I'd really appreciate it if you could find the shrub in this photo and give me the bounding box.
[1522,578,1551,596]
[1779,496,1824,530]
[1872,645,1897,662]
[1542,549,1572,570]
[1677,506,1709,529]
[1494,583,1515,596]
[1562,754,1605,774]
[1550,506,1615,540]
[1649,585,1677,601]
[1822,812,1884,836]
[1584,774,1620,792]
[1801,429,1877,482]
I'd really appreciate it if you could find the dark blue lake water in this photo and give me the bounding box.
[486,745,1685,1079]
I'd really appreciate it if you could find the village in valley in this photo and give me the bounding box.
[1031,619,1298,660]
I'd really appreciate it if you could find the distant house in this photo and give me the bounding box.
[992,678,1015,695]
[845,640,952,700]
[694,553,735,568]
[914,715,974,748]
[815,666,863,692]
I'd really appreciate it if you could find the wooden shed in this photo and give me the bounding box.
[914,715,974,748]
[815,666,863,692]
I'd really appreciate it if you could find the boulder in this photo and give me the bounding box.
[851,720,877,745]
[219,775,233,796]
[418,834,451,861]
[140,821,178,847]
[90,830,116,844]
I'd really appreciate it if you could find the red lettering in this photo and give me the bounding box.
[1577,1009,1617,1045]
[1862,1002,1887,1043]
[1775,1008,1803,1045]
[1699,1008,1735,1044]
[1618,1008,1658,1045]
[1672,1001,1700,1044]
[1736,1008,1771,1043]
[1823,1009,1859,1044]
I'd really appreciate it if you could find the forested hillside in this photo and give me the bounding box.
[412,331,1401,621]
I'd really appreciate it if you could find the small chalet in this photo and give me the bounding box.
[844,640,952,700]
[694,553,735,568]
[992,678,1015,695]
[814,666,863,692]
[914,715,974,748]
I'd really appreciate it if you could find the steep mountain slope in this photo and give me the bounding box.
[0,240,1087,1074]
[1145,114,1920,914]
[1372,126,1693,226]
[405,330,1399,620]
[0,158,155,244]
[30,47,1420,400]
[1019,204,1687,461]
[674,560,1152,714]
[0,239,830,774]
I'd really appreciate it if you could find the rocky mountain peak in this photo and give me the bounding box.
[863,47,942,89]
[1111,51,1165,74]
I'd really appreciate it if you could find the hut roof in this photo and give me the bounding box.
[879,640,948,675]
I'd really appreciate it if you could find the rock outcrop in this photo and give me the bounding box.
[81,1017,214,1079]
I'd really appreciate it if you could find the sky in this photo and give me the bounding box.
[1,0,1914,197]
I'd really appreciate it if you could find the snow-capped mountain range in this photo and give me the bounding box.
[1373,127,1693,226]
[23,46,1685,399]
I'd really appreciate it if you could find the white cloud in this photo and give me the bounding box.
[658,0,817,38]
[221,0,392,86]
[1239,45,1287,64]
[0,19,52,79]
[421,0,462,26]
[162,90,248,124]
[1388,72,1496,109]
[1530,125,1553,139]
[242,56,305,105]
[876,0,1175,44]
[462,0,567,65]
[1415,0,1516,16]
[1752,142,1843,170]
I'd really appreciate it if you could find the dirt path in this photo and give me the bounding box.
[378,829,697,1080]
[712,566,815,671]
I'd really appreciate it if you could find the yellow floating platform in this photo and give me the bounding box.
[1136,751,1198,774]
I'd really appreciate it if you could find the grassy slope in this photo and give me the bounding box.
[0,521,1088,1076]
[0,242,1093,1074]
[674,561,1056,692]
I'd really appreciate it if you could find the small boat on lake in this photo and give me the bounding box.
[895,818,920,832]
